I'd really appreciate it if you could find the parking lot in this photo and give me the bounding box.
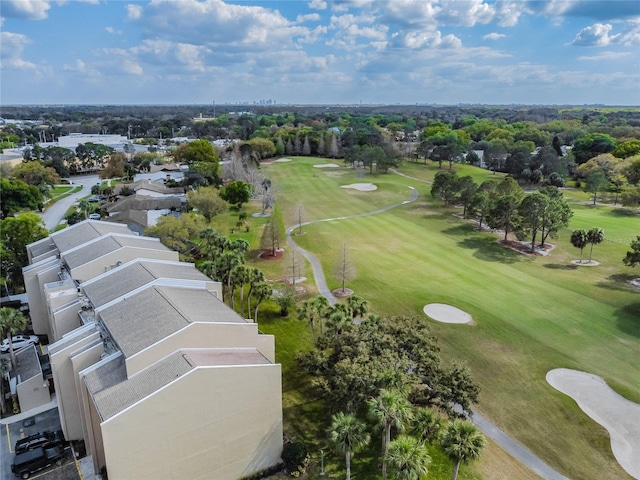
[1,407,81,480]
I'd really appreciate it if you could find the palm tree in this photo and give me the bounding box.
[586,227,604,263]
[386,435,431,480]
[229,265,249,316]
[0,307,28,370]
[409,407,443,445]
[251,282,272,323]
[312,294,330,338]
[440,419,485,480]
[347,295,369,321]
[328,412,370,480]
[570,229,588,263]
[367,389,413,480]
[245,267,265,317]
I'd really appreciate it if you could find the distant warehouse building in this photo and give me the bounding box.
[57,133,129,149]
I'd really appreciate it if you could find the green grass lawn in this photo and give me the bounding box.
[252,156,639,480]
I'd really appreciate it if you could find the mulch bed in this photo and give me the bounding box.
[332,288,354,297]
[259,249,284,260]
[499,239,555,256]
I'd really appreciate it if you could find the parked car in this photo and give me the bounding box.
[11,445,65,478]
[88,213,101,220]
[15,430,66,454]
[0,335,39,353]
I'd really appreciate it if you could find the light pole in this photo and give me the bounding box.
[319,449,325,476]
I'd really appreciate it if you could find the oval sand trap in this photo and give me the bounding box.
[314,163,340,168]
[341,183,377,191]
[273,158,292,162]
[423,304,472,324]
[547,368,640,478]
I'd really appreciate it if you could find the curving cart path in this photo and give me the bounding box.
[284,179,569,480]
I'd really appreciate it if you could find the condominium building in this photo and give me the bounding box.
[22,220,282,479]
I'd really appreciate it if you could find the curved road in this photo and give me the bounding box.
[40,171,183,231]
[284,181,569,480]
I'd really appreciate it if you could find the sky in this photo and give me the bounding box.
[1,0,639,106]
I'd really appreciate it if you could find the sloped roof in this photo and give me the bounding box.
[62,234,169,270]
[81,259,210,308]
[51,221,133,253]
[97,285,245,358]
[85,348,271,421]
[103,195,182,214]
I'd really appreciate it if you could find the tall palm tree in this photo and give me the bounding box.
[386,435,431,480]
[311,294,330,338]
[0,307,28,370]
[440,419,485,480]
[570,229,588,263]
[586,227,604,263]
[251,282,272,323]
[245,267,265,317]
[367,389,413,480]
[229,265,249,316]
[409,407,443,445]
[328,412,370,480]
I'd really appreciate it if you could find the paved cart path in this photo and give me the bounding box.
[284,181,569,480]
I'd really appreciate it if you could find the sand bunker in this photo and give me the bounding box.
[341,183,378,192]
[314,163,340,168]
[423,304,472,324]
[273,158,292,162]
[547,368,640,478]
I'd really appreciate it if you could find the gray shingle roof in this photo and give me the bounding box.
[15,345,41,380]
[81,260,210,308]
[86,348,271,421]
[98,285,244,358]
[51,221,132,253]
[62,234,169,270]
[86,351,192,421]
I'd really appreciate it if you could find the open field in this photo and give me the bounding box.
[258,156,639,479]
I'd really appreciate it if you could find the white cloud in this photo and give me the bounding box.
[0,32,37,69]
[393,30,462,49]
[571,23,616,46]
[297,13,320,23]
[105,26,122,35]
[2,0,51,20]
[121,60,143,76]
[128,0,304,51]
[578,51,631,61]
[126,4,142,20]
[308,0,327,10]
[484,32,505,40]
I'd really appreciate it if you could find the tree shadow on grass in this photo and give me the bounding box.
[543,263,578,270]
[609,208,640,217]
[442,224,477,236]
[457,236,522,264]
[596,273,640,292]
[614,303,640,338]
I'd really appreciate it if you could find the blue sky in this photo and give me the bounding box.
[2,0,639,105]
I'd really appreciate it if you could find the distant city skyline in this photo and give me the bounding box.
[2,0,639,106]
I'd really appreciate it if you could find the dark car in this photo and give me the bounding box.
[15,430,66,454]
[11,445,65,478]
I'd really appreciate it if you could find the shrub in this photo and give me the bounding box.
[281,442,308,471]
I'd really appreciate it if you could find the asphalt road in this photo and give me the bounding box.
[39,171,183,231]
[285,180,569,480]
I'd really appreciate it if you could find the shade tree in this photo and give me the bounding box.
[623,236,640,269]
[570,230,589,264]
